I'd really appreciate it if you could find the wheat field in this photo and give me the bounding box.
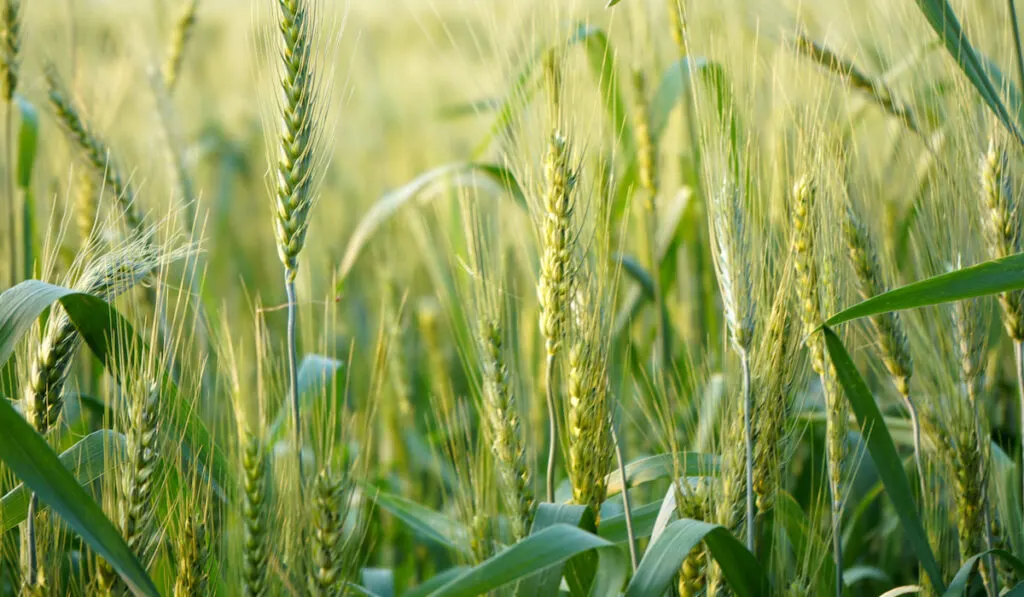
[1,0,1024,595]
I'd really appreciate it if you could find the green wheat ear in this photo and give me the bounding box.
[242,432,271,597]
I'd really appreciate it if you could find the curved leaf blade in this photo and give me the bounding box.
[624,519,767,597]
[943,549,1024,596]
[605,452,718,496]
[334,162,526,288]
[826,252,1024,326]
[427,524,622,597]
[0,397,158,596]
[821,326,944,591]
[370,488,468,554]
[2,430,124,531]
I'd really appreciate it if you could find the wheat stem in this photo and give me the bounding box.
[740,348,754,552]
[610,417,637,572]
[286,277,304,494]
[1010,0,1024,93]
[545,353,557,503]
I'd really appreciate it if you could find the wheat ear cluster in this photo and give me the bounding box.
[309,469,347,595]
[164,0,200,91]
[631,70,657,199]
[666,0,688,55]
[173,512,211,597]
[242,433,270,597]
[566,281,613,517]
[537,48,574,503]
[0,0,18,101]
[752,273,795,514]
[791,174,846,593]
[272,0,323,281]
[676,484,708,597]
[843,207,924,493]
[479,316,533,541]
[25,242,160,434]
[707,400,747,597]
[45,68,144,234]
[708,165,755,551]
[980,138,1024,339]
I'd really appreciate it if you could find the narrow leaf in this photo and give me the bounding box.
[371,488,468,554]
[0,398,158,596]
[943,549,1024,596]
[821,326,944,591]
[827,252,1024,326]
[624,519,767,597]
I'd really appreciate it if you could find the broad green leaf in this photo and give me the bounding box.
[821,326,944,591]
[370,488,468,554]
[517,503,594,597]
[334,163,526,288]
[624,519,767,597]
[427,524,626,597]
[776,491,835,596]
[943,549,1024,596]
[599,500,662,543]
[605,452,718,496]
[827,252,1024,326]
[0,281,231,498]
[911,0,1024,144]
[403,567,469,597]
[269,353,343,443]
[1,430,124,531]
[0,397,158,596]
[361,568,396,597]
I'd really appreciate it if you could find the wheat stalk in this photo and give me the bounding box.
[173,512,210,597]
[843,207,924,497]
[791,175,845,595]
[707,163,755,551]
[979,136,1024,524]
[164,0,200,91]
[566,280,613,519]
[271,0,328,494]
[1,0,19,289]
[242,432,271,597]
[537,48,575,504]
[45,66,144,235]
[479,315,533,541]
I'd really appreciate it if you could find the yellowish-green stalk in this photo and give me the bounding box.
[979,137,1024,521]
[843,207,923,497]
[479,315,533,541]
[45,66,144,235]
[707,161,755,551]
[537,48,574,504]
[173,512,210,597]
[272,0,326,496]
[242,432,270,597]
[791,175,844,595]
[164,0,200,92]
[566,281,613,520]
[952,296,998,596]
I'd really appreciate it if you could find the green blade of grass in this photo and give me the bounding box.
[943,549,1024,596]
[334,162,526,291]
[821,326,944,591]
[426,524,626,597]
[517,503,595,597]
[623,518,768,597]
[0,397,159,596]
[370,487,469,555]
[571,24,634,158]
[403,567,469,597]
[1,429,124,531]
[599,500,662,543]
[911,0,1024,145]
[826,252,1024,326]
[604,452,718,496]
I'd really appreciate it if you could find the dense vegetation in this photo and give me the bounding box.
[3,0,1024,595]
